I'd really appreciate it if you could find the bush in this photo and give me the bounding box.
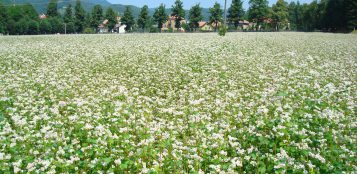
[83,28,95,34]
[218,25,227,36]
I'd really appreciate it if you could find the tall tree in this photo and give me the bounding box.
[248,0,269,28]
[39,19,52,34]
[171,0,185,31]
[27,20,39,35]
[137,5,150,31]
[75,0,85,33]
[63,4,73,23]
[272,0,289,31]
[209,2,223,31]
[189,4,203,31]
[153,4,167,30]
[345,0,357,30]
[47,0,59,17]
[228,0,244,28]
[288,1,303,31]
[121,6,135,32]
[91,5,103,29]
[105,7,117,32]
[0,3,7,34]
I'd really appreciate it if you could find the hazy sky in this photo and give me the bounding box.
[106,0,312,9]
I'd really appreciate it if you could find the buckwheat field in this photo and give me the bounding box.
[0,33,356,173]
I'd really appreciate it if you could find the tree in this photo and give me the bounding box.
[22,4,39,20]
[137,5,150,32]
[209,2,223,31]
[345,0,357,30]
[189,4,203,31]
[27,20,39,35]
[0,3,7,34]
[121,6,135,32]
[40,19,52,34]
[228,0,244,28]
[288,1,303,31]
[49,17,63,33]
[75,0,85,33]
[248,0,269,28]
[171,0,185,31]
[105,7,117,32]
[47,0,59,18]
[272,0,289,31]
[153,4,167,30]
[91,5,103,30]
[63,4,73,23]
[16,19,28,35]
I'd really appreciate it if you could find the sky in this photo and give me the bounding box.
[106,0,312,9]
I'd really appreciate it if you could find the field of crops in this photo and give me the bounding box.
[0,33,356,173]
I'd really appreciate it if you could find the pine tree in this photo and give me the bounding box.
[91,5,103,29]
[345,0,357,30]
[137,5,150,31]
[63,4,73,23]
[75,0,85,33]
[121,6,135,32]
[153,4,167,30]
[209,2,223,31]
[105,7,116,32]
[171,0,185,31]
[47,0,59,18]
[189,4,203,31]
[228,0,244,28]
[0,3,7,34]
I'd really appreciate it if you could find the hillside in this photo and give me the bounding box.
[1,0,211,20]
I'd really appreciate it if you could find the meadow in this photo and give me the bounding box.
[0,33,356,173]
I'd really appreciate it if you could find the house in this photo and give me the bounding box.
[162,16,186,32]
[199,21,213,32]
[39,14,47,20]
[98,19,109,33]
[198,21,222,32]
[238,20,250,30]
[114,23,126,34]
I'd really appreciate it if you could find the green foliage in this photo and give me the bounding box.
[248,0,269,25]
[218,25,227,36]
[209,2,223,31]
[137,5,150,31]
[27,20,39,35]
[171,0,185,30]
[272,0,289,31]
[48,17,63,33]
[0,3,7,34]
[63,4,73,23]
[75,0,85,33]
[39,19,52,34]
[90,5,103,29]
[83,27,95,34]
[228,0,245,28]
[189,4,203,31]
[121,6,135,32]
[105,7,117,32]
[47,0,59,17]
[153,4,167,30]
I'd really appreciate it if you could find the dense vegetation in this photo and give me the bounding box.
[0,0,356,35]
[0,32,356,173]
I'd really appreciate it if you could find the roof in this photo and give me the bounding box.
[103,19,109,25]
[39,14,47,19]
[199,21,207,28]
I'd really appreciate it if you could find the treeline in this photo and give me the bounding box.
[0,0,356,35]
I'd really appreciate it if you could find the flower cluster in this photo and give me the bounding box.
[0,33,356,173]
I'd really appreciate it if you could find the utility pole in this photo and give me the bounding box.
[13,0,16,6]
[64,23,67,34]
